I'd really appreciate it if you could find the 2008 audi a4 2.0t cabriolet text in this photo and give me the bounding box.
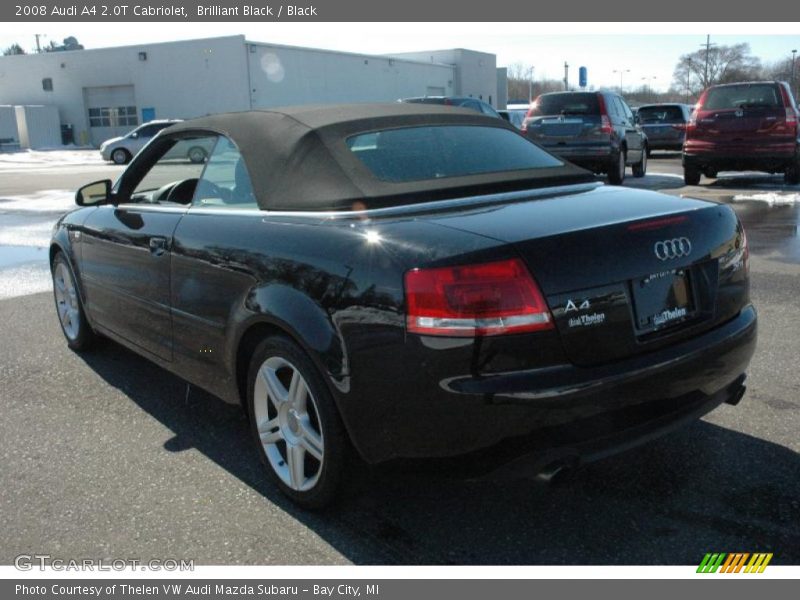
[51,104,756,508]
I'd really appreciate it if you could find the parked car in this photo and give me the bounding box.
[636,103,692,154]
[100,120,183,164]
[53,104,755,508]
[682,81,800,185]
[401,96,501,118]
[522,91,648,184]
[498,109,526,129]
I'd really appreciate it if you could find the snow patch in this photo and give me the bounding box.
[0,149,104,170]
[732,192,800,205]
[0,189,75,213]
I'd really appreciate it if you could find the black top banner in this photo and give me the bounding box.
[1,0,792,21]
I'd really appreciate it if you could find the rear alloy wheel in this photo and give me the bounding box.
[52,253,95,350]
[683,165,701,186]
[111,148,130,165]
[247,336,348,509]
[632,146,647,178]
[607,149,626,185]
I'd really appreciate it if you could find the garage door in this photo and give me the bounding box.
[84,85,137,146]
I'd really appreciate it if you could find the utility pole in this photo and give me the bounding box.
[34,34,43,53]
[792,49,798,101]
[701,35,716,88]
[564,62,569,91]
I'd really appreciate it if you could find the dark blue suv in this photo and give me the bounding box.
[522,91,648,184]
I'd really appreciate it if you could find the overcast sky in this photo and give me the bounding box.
[1,23,798,92]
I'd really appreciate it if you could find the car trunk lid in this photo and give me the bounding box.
[426,186,747,366]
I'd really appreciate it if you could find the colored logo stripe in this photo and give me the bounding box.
[697,552,773,573]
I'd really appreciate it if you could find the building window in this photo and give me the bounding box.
[42,78,53,92]
[88,106,138,127]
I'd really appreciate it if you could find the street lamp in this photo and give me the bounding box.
[528,66,535,102]
[613,68,631,92]
[641,76,657,101]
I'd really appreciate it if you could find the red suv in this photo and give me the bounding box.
[683,81,800,185]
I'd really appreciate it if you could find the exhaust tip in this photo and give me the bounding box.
[535,457,579,485]
[725,385,747,406]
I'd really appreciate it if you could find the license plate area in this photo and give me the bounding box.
[631,268,695,334]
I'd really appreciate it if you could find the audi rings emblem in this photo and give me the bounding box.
[654,237,692,261]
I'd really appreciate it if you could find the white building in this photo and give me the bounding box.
[0,35,499,147]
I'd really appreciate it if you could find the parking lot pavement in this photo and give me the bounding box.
[0,152,799,565]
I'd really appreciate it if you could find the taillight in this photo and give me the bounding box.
[597,94,613,134]
[404,258,554,337]
[784,108,798,134]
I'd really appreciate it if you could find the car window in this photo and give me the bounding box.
[192,137,258,209]
[638,106,686,123]
[620,99,634,121]
[611,96,625,119]
[529,93,601,116]
[130,135,217,204]
[703,84,782,110]
[347,125,563,183]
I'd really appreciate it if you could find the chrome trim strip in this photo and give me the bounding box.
[113,182,603,220]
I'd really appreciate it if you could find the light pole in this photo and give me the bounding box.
[528,66,535,102]
[792,49,797,100]
[613,68,630,92]
[641,76,657,101]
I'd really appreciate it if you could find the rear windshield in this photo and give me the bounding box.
[347,125,563,183]
[702,84,782,110]
[529,93,600,117]
[638,106,686,123]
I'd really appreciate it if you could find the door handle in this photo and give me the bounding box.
[149,236,168,256]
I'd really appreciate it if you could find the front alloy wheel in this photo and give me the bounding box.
[247,337,348,509]
[632,146,647,178]
[111,148,130,165]
[52,253,95,350]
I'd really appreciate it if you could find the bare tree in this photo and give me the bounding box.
[2,43,26,56]
[672,43,761,93]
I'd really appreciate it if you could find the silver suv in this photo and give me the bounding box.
[99,120,182,164]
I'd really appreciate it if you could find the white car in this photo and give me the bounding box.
[99,120,183,164]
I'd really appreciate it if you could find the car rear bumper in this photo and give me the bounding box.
[342,305,757,465]
[684,141,798,171]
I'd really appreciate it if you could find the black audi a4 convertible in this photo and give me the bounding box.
[51,104,756,507]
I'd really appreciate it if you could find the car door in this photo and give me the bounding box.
[128,124,159,154]
[79,132,218,361]
[616,96,644,163]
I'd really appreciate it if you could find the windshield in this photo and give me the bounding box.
[529,93,600,117]
[703,84,781,110]
[347,125,563,183]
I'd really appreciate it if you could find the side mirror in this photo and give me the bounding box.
[76,179,113,206]
[130,132,139,139]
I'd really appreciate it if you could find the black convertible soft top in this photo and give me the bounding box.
[164,104,594,212]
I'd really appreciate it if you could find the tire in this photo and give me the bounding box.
[246,335,349,509]
[785,159,800,185]
[632,146,647,178]
[607,149,626,185]
[683,165,701,186]
[705,169,718,179]
[51,252,96,351]
[646,147,652,158]
[111,148,131,165]
[188,146,207,164]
